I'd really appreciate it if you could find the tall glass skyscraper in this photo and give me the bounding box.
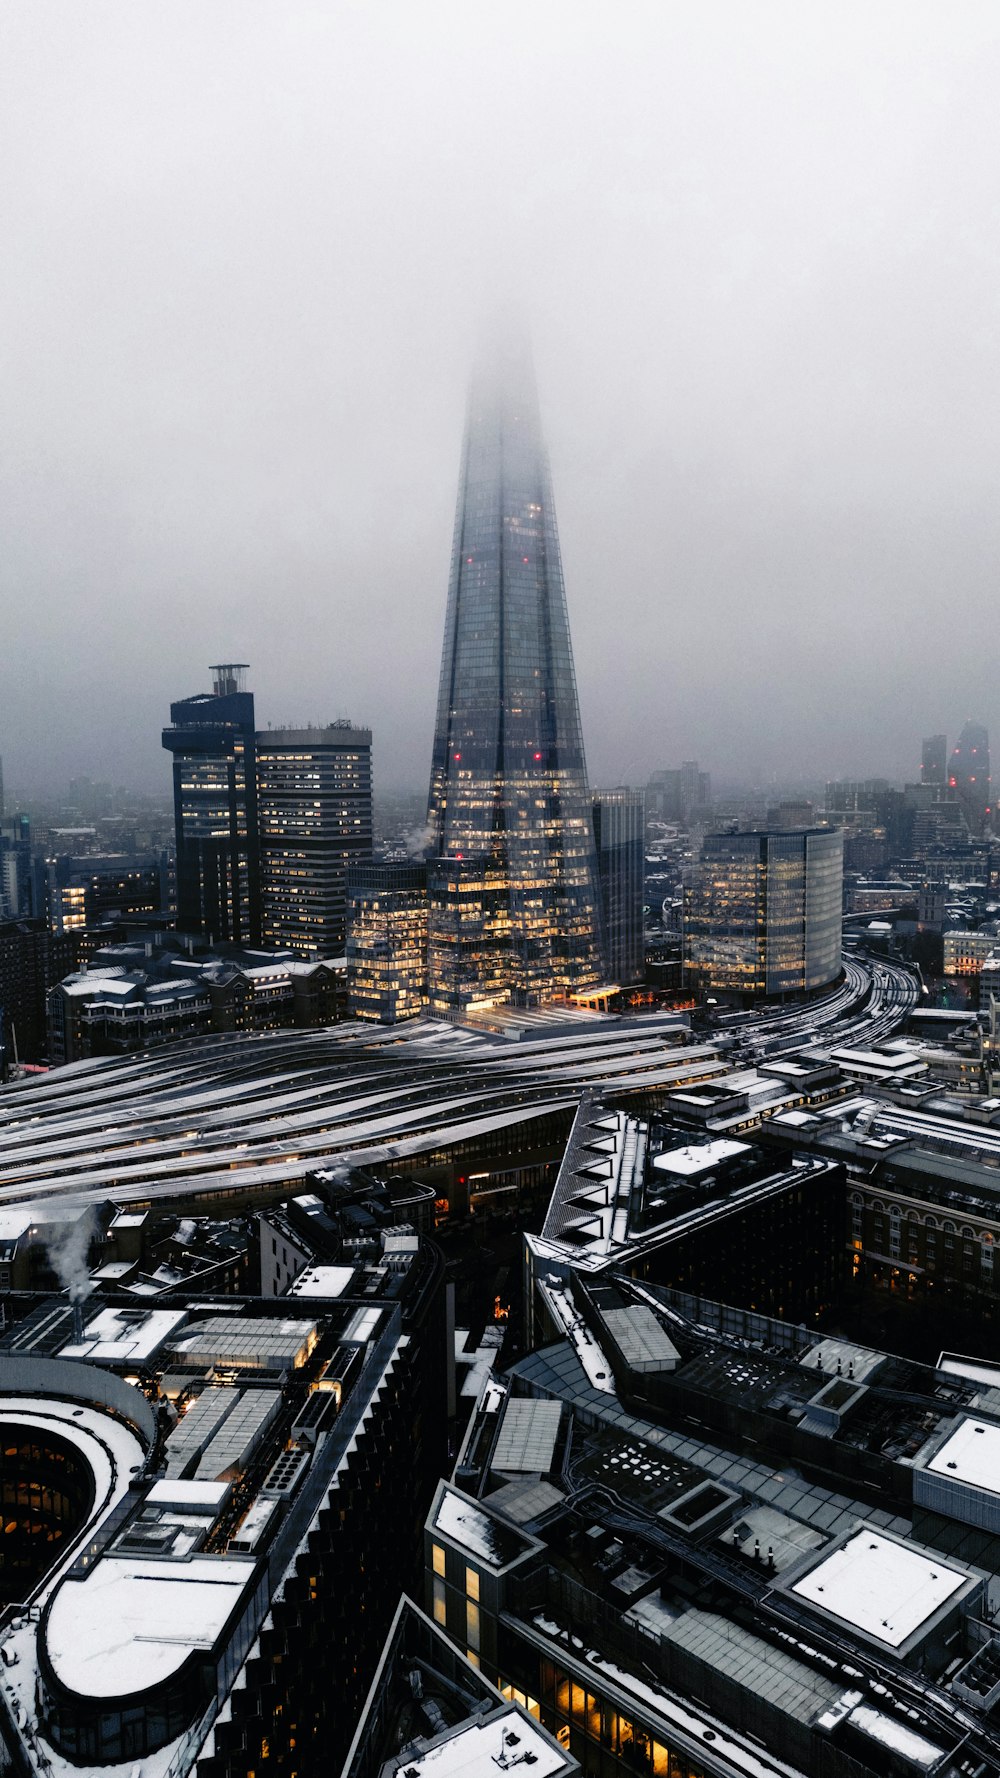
[257,723,372,958]
[426,338,604,1014]
[921,734,947,788]
[162,664,261,945]
[592,787,646,986]
[949,721,991,834]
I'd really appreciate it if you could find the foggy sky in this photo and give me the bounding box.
[2,2,1000,802]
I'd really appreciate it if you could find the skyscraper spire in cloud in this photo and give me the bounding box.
[426,332,604,1013]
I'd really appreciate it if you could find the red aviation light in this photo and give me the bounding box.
[533,752,542,761]
[453,752,461,761]
[949,777,957,787]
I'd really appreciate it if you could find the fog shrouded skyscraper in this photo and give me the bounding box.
[921,734,947,788]
[426,337,604,1013]
[949,721,992,834]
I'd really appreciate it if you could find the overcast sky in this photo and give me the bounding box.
[2,2,999,801]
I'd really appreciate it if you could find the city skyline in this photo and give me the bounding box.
[7,13,1000,1778]
[4,5,1000,797]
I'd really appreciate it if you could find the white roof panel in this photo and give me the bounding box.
[652,1139,749,1177]
[927,1417,1000,1496]
[287,1264,356,1298]
[792,1529,966,1647]
[396,1707,568,1778]
[45,1555,253,1698]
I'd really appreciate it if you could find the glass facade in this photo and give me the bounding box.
[922,734,947,788]
[593,787,646,986]
[684,834,765,996]
[346,860,429,1022]
[162,668,261,945]
[949,721,991,834]
[0,1426,93,1603]
[684,828,842,1000]
[427,339,603,1013]
[257,724,373,959]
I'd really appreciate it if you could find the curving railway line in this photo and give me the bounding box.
[0,954,918,1215]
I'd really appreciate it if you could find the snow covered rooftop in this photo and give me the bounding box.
[432,1486,534,1570]
[791,1528,968,1648]
[58,1304,189,1364]
[652,1138,750,1178]
[146,1478,230,1512]
[0,1210,32,1243]
[286,1263,356,1298]
[44,1553,255,1698]
[389,1705,570,1777]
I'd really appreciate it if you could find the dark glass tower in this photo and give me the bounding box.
[949,721,991,834]
[162,664,261,944]
[426,339,604,1013]
[921,734,947,788]
[592,787,646,986]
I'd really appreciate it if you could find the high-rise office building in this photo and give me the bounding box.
[0,814,32,922]
[949,720,992,834]
[922,734,947,788]
[426,338,603,1014]
[346,860,428,1022]
[257,724,372,958]
[0,917,87,1067]
[162,665,261,944]
[592,787,645,986]
[647,760,711,824]
[684,827,843,1000]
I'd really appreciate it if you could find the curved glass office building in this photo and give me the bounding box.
[426,339,604,1014]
